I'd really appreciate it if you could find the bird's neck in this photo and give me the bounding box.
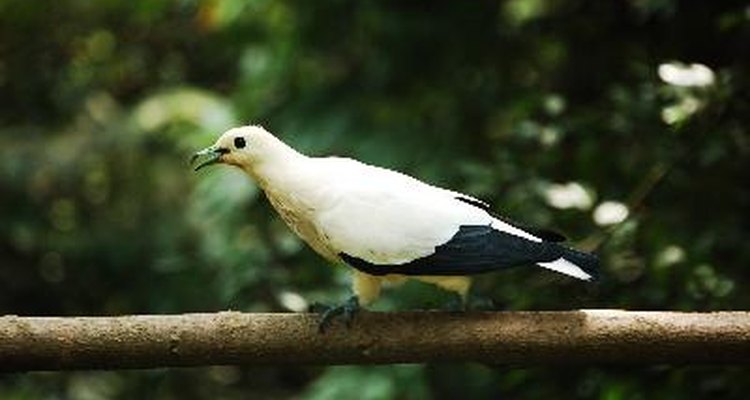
[240,137,319,205]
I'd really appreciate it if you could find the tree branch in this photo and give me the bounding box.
[1,310,748,371]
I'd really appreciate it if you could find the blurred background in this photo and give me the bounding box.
[1,0,749,398]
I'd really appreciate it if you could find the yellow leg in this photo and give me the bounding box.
[351,271,383,306]
[414,276,472,302]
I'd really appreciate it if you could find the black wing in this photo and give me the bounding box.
[455,195,567,242]
[495,216,567,242]
[340,225,565,276]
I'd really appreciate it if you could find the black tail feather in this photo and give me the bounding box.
[560,246,601,281]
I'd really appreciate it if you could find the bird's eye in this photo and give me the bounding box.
[234,137,246,149]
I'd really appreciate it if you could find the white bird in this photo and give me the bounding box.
[191,125,599,330]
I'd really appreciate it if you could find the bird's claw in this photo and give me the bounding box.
[313,295,360,333]
[308,302,330,314]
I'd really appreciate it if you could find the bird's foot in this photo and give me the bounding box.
[310,295,360,333]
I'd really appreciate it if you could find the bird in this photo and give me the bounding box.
[191,125,599,331]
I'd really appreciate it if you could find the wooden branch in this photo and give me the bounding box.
[1,311,749,371]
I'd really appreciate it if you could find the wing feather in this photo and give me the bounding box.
[312,158,546,271]
[340,225,562,276]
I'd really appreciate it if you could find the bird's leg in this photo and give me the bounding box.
[341,295,359,327]
[307,302,331,313]
[314,295,360,333]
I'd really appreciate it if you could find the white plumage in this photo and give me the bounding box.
[192,125,598,312]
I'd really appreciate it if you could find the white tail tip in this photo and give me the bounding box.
[537,257,593,281]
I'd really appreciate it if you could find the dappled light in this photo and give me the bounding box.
[543,182,594,211]
[658,62,716,87]
[592,201,629,226]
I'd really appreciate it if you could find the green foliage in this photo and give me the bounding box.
[1,0,749,398]
[304,365,430,400]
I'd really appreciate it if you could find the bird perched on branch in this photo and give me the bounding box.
[191,125,599,331]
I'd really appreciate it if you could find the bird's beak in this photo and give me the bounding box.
[190,146,228,171]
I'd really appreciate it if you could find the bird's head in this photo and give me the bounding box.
[190,125,278,171]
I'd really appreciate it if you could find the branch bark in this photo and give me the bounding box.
[1,310,749,371]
